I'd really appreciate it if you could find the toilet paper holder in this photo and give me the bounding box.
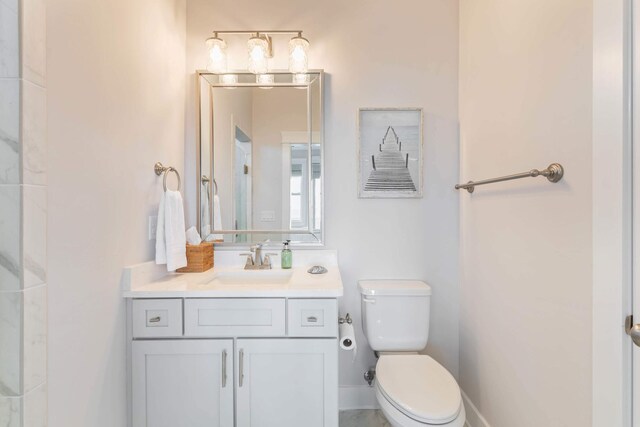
[339,313,352,325]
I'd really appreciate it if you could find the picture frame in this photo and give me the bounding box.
[357,108,424,198]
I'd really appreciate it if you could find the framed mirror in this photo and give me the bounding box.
[197,71,324,246]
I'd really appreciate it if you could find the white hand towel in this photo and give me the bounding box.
[155,190,187,271]
[212,194,223,241]
[201,183,211,237]
[155,192,167,265]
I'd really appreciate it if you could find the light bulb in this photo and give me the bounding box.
[220,74,238,86]
[248,35,269,74]
[256,74,275,89]
[292,73,310,86]
[289,34,309,74]
[205,36,227,74]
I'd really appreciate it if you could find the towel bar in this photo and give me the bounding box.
[455,163,564,193]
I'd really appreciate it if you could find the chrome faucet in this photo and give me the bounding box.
[240,241,279,270]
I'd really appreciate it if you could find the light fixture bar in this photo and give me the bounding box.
[210,30,304,36]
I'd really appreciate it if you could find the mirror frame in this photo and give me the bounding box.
[195,70,325,247]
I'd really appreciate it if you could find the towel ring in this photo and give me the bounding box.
[154,162,181,192]
[201,175,218,195]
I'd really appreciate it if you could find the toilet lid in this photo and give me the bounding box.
[376,355,462,425]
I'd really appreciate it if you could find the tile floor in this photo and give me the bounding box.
[339,410,392,427]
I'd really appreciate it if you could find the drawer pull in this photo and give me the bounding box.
[306,316,318,323]
[149,316,161,323]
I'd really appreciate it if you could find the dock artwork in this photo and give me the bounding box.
[358,108,423,198]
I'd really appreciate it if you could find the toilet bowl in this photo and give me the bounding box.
[358,280,465,427]
[374,355,465,427]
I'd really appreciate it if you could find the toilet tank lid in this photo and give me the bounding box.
[358,280,432,296]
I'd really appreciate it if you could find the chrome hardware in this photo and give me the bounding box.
[239,253,255,268]
[307,316,318,323]
[222,349,227,387]
[364,369,375,387]
[455,163,564,193]
[242,241,277,270]
[339,313,352,325]
[148,316,161,323]
[239,349,244,387]
[262,253,279,269]
[154,162,181,192]
[626,315,640,347]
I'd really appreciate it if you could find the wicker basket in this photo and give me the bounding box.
[176,242,214,273]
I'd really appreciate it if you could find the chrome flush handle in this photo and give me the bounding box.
[626,315,640,347]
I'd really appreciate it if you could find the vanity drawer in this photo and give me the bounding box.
[184,299,286,337]
[132,299,183,338]
[288,299,338,337]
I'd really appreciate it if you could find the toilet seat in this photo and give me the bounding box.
[376,355,462,425]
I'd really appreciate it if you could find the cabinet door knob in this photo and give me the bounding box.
[307,316,318,323]
[149,316,161,323]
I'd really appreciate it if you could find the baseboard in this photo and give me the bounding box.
[339,385,379,410]
[462,390,491,427]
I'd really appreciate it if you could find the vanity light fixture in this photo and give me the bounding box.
[205,30,310,75]
[288,33,309,73]
[220,74,238,86]
[292,73,310,86]
[205,34,228,74]
[256,73,275,89]
[247,34,270,74]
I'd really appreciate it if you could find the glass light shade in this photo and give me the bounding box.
[292,73,310,85]
[205,37,228,74]
[289,35,309,73]
[220,74,238,86]
[248,36,269,74]
[256,74,275,89]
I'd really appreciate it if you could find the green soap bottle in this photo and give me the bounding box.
[281,240,292,269]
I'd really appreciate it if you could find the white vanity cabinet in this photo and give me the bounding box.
[128,298,339,427]
[236,338,338,427]
[132,340,233,427]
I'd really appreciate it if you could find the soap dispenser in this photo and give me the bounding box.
[281,240,292,269]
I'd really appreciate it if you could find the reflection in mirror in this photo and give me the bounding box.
[197,72,323,245]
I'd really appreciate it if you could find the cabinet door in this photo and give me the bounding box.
[132,340,233,427]
[236,339,338,427]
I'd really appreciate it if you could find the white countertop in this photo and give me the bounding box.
[122,249,343,298]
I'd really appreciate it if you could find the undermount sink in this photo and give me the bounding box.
[203,269,294,286]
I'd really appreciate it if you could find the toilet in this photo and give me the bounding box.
[359,280,465,427]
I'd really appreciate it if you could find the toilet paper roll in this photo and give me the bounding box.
[339,322,357,361]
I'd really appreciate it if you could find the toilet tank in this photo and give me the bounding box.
[358,280,431,352]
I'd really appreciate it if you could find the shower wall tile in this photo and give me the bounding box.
[20,0,46,87]
[0,291,22,396]
[21,82,46,186]
[22,285,46,392]
[0,185,21,291]
[0,396,22,427]
[0,79,20,185]
[0,1,19,78]
[23,383,46,427]
[22,186,46,288]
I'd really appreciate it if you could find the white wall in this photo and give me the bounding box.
[186,0,460,392]
[47,1,186,425]
[459,1,593,426]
